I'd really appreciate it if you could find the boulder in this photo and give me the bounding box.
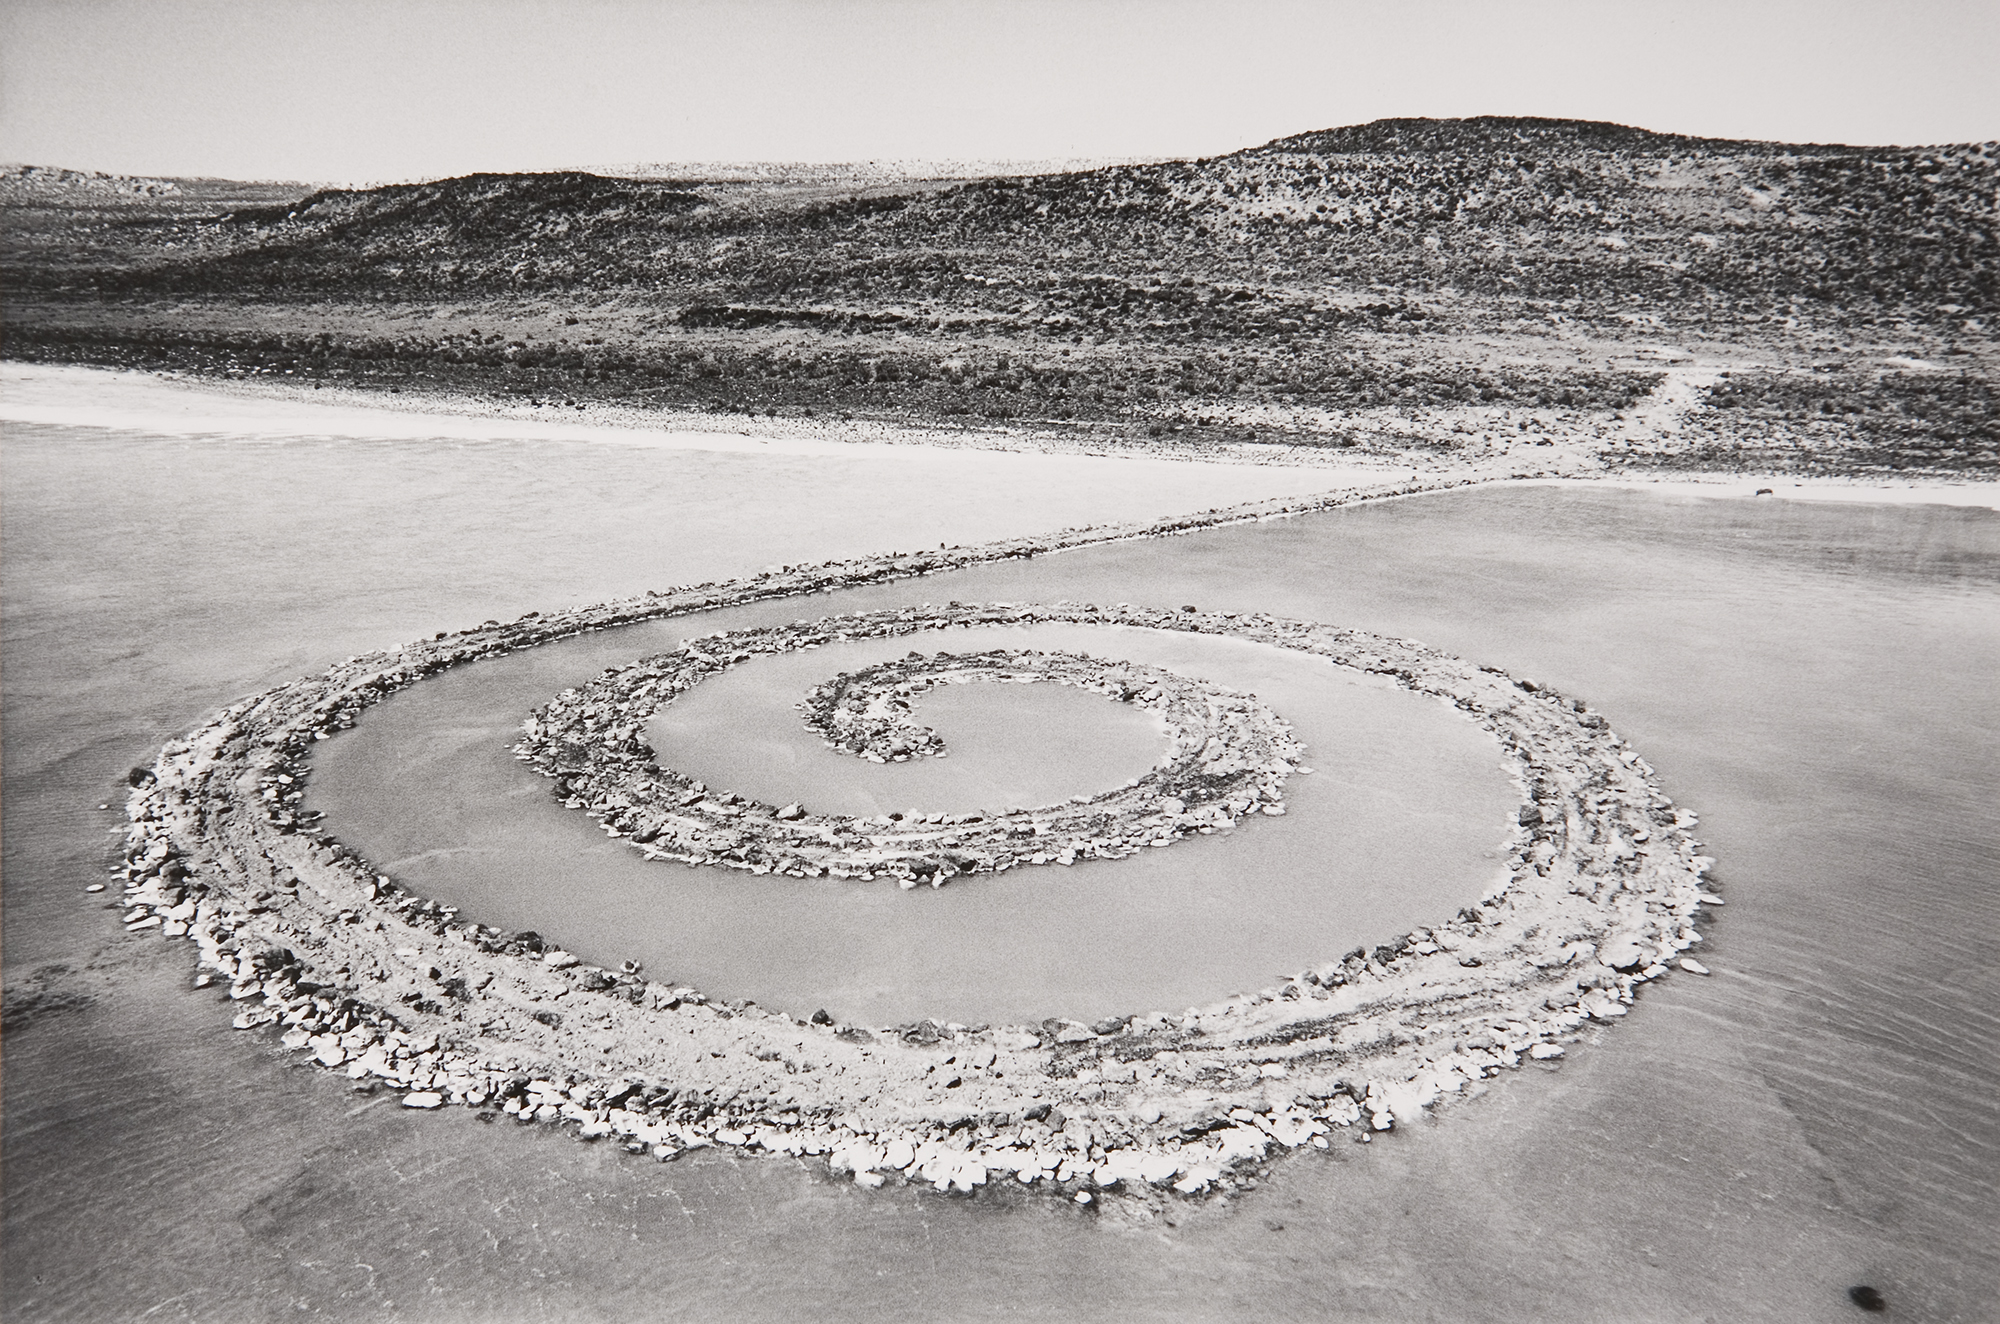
[1597,937,1647,971]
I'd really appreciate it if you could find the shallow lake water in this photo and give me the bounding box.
[308,621,1513,1024]
[646,634,1179,817]
[5,396,1996,1322]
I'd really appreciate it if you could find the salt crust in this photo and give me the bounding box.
[113,478,1718,1202]
[521,634,1304,886]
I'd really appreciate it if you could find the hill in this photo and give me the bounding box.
[4,117,1994,474]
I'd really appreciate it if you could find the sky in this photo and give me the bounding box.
[2,0,1995,183]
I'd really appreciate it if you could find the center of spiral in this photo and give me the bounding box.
[514,608,1309,888]
[797,649,1181,766]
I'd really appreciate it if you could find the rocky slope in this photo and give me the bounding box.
[5,117,1994,473]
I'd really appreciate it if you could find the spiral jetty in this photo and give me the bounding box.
[109,479,1721,1208]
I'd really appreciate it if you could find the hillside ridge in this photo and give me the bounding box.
[1251,115,1843,157]
[4,116,1993,476]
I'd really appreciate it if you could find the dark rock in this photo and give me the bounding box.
[1848,1286,1886,1313]
[810,1008,834,1025]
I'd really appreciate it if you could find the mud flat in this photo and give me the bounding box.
[112,471,1720,1207]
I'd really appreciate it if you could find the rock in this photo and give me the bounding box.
[776,804,805,821]
[1173,1163,1220,1194]
[402,1091,444,1109]
[1598,937,1647,971]
[1580,992,1627,1019]
[1092,1154,1139,1187]
[1090,1016,1127,1036]
[810,1008,834,1025]
[1054,1023,1097,1044]
[543,951,579,969]
[1528,1043,1565,1060]
[1678,957,1711,975]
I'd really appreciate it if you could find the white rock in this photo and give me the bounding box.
[1528,1043,1565,1060]
[1598,938,1647,970]
[1580,992,1627,1019]
[402,1091,444,1109]
[1678,957,1711,975]
[1173,1163,1220,1193]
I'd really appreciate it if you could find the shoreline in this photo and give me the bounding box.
[6,360,1994,510]
[112,471,1720,1207]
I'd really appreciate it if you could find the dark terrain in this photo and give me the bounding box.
[4,117,1994,473]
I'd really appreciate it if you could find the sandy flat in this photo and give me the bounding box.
[5,362,1991,514]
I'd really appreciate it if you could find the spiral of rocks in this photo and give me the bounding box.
[517,625,1306,888]
[100,477,1723,1208]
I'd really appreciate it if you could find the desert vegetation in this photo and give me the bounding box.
[5,117,1993,472]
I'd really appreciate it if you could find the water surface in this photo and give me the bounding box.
[6,409,1996,1322]
[310,621,1514,1024]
